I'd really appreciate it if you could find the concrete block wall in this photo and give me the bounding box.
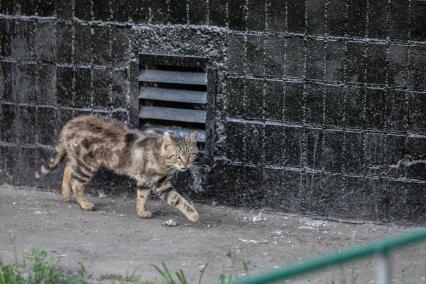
[0,0,425,222]
[215,0,426,222]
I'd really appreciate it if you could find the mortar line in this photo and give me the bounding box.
[320,0,330,196]
[88,0,94,115]
[282,0,289,163]
[186,0,190,25]
[223,73,426,94]
[261,0,268,169]
[0,101,121,111]
[51,14,60,141]
[259,0,270,184]
[0,13,56,21]
[69,0,78,118]
[224,117,426,137]
[34,52,40,146]
[13,6,416,47]
[224,0,229,29]
[58,14,426,46]
[382,0,392,188]
[108,25,114,118]
[301,0,308,171]
[206,0,210,25]
[124,18,132,125]
[5,11,423,46]
[89,26,94,115]
[302,0,315,201]
[241,0,249,167]
[216,158,426,185]
[277,0,287,171]
[401,0,413,182]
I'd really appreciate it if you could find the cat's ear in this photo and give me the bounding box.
[189,132,197,143]
[163,131,173,144]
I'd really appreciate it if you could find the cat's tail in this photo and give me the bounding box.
[35,139,66,179]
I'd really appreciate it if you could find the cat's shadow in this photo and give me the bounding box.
[48,194,202,225]
[59,198,176,217]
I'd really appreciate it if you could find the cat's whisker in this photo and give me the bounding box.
[169,168,179,182]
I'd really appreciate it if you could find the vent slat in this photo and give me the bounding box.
[140,87,207,104]
[143,126,206,142]
[139,106,206,124]
[139,70,207,86]
[138,53,208,155]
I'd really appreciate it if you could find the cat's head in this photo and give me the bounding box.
[162,132,198,172]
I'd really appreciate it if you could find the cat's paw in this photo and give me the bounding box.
[186,211,199,223]
[137,210,153,219]
[80,202,95,211]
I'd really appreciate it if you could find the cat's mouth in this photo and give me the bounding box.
[175,165,191,172]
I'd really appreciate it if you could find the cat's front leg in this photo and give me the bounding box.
[136,185,152,219]
[155,180,199,223]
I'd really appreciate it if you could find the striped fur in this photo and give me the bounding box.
[35,115,199,222]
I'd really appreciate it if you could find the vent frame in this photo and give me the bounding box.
[134,53,216,162]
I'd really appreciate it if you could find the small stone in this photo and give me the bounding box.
[161,219,178,227]
[251,213,266,223]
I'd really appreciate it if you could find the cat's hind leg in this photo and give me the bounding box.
[61,160,73,201]
[136,186,152,219]
[156,180,199,223]
[70,163,95,211]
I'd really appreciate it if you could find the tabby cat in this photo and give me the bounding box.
[35,115,200,222]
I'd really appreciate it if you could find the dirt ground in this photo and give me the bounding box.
[1,184,425,283]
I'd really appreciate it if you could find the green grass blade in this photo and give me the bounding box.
[161,262,173,280]
[242,261,251,275]
[198,263,208,284]
[176,269,189,284]
[152,264,169,280]
[152,263,174,284]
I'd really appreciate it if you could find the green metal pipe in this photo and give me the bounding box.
[232,229,426,284]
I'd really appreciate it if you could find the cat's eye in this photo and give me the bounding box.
[188,153,196,158]
[173,154,180,160]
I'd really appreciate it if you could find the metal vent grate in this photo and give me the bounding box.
[138,54,208,152]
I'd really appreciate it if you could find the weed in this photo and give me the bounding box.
[110,270,144,284]
[152,260,251,284]
[219,260,252,284]
[328,264,359,284]
[242,260,251,276]
[198,263,208,284]
[152,262,209,284]
[152,262,179,284]
[0,247,87,284]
